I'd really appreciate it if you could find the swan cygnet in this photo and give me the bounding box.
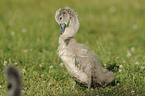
[55,8,114,89]
[5,66,21,96]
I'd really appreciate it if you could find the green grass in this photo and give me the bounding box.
[0,0,145,95]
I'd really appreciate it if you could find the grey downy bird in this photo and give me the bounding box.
[5,66,21,96]
[55,7,114,89]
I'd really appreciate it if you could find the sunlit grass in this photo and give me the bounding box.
[0,0,145,95]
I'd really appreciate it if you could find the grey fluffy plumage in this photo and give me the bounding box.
[55,7,114,89]
[5,66,21,96]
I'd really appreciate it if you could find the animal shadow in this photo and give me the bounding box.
[106,63,120,86]
[106,63,119,72]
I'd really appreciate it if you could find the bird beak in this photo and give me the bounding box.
[59,23,66,35]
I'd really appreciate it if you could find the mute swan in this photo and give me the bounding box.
[6,66,21,96]
[55,7,114,89]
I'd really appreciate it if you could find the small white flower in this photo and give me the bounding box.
[135,62,139,65]
[8,21,14,26]
[131,90,135,93]
[49,65,53,69]
[48,83,52,86]
[22,69,26,73]
[117,83,120,86]
[11,31,15,36]
[14,62,18,65]
[3,61,7,66]
[21,90,25,93]
[0,85,2,88]
[119,69,122,72]
[4,61,7,64]
[60,63,64,67]
[141,66,145,69]
[123,60,126,63]
[116,56,119,59]
[30,49,33,51]
[22,28,27,33]
[104,64,106,66]
[134,3,140,9]
[127,50,131,57]
[43,81,45,83]
[119,65,123,68]
[135,56,137,60]
[110,6,116,12]
[23,49,28,53]
[41,74,44,77]
[131,47,135,52]
[132,24,138,30]
[122,4,128,10]
[39,64,42,68]
[101,15,107,21]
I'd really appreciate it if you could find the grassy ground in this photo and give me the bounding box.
[0,0,145,95]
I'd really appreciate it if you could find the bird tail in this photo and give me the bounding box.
[5,66,21,96]
[102,68,115,86]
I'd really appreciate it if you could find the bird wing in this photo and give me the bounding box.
[74,46,94,69]
[74,43,101,70]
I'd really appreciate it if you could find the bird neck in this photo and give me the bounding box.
[59,12,79,43]
[69,13,80,34]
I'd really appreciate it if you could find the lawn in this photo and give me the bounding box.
[0,0,145,95]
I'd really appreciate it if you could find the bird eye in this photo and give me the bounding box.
[59,17,62,20]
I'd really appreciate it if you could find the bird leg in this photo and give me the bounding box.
[88,76,93,89]
[72,80,77,89]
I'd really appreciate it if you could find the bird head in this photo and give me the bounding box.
[55,8,71,35]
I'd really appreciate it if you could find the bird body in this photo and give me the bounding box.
[5,66,21,96]
[55,7,114,88]
[58,38,89,85]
